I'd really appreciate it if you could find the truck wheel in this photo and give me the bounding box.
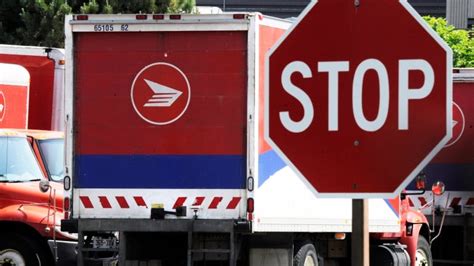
[0,233,42,266]
[415,236,432,266]
[294,242,319,266]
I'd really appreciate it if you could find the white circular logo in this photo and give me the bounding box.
[131,63,191,125]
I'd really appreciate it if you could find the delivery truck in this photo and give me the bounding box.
[408,68,474,265]
[0,64,75,265]
[61,13,445,265]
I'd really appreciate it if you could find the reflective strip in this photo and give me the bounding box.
[227,197,241,209]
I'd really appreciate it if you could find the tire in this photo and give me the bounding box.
[0,233,42,266]
[294,242,319,266]
[415,236,433,266]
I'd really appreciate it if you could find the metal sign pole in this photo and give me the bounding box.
[352,199,369,266]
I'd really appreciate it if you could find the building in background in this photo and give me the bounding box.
[196,0,446,19]
[447,0,474,29]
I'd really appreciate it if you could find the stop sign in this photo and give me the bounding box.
[265,0,452,197]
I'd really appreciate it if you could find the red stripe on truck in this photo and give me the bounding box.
[208,197,223,209]
[192,197,205,206]
[116,196,130,208]
[226,197,241,209]
[173,197,187,209]
[80,196,94,208]
[99,196,112,208]
[418,197,427,206]
[450,197,461,208]
[134,196,147,208]
[466,198,474,206]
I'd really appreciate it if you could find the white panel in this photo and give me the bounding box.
[447,0,469,28]
[254,167,400,233]
[73,189,246,219]
[0,63,30,86]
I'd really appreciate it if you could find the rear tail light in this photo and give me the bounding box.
[64,197,70,211]
[64,197,71,220]
[415,172,426,190]
[247,198,254,213]
[76,15,89,20]
[170,15,181,20]
[136,14,147,20]
[153,14,165,20]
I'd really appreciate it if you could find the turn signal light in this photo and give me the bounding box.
[334,232,346,240]
[247,198,254,213]
[432,181,445,196]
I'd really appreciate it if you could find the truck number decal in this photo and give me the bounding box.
[94,24,114,32]
[121,24,129,31]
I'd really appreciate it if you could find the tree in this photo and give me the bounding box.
[424,16,474,67]
[0,0,195,47]
[17,0,72,47]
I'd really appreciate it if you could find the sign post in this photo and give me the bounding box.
[265,0,452,263]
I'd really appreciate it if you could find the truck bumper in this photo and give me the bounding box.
[47,240,77,266]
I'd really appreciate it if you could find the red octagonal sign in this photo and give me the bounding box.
[265,0,452,197]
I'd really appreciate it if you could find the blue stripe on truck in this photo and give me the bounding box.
[408,163,474,191]
[258,150,286,187]
[74,154,246,188]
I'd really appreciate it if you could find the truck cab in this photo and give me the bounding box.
[0,130,75,265]
[17,129,65,182]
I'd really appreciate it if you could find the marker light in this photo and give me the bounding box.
[233,14,246,19]
[170,15,181,20]
[136,14,147,20]
[76,15,89,20]
[153,14,165,20]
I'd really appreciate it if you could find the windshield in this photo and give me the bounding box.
[38,138,64,182]
[0,136,45,182]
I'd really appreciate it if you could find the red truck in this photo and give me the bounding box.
[61,13,448,266]
[408,68,474,264]
[0,52,74,264]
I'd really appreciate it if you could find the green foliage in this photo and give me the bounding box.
[17,0,72,47]
[0,0,23,44]
[0,0,195,47]
[423,16,474,67]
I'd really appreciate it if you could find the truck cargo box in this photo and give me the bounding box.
[66,13,400,233]
[0,45,65,131]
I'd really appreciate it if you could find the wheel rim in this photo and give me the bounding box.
[415,248,429,266]
[304,253,316,266]
[0,249,26,266]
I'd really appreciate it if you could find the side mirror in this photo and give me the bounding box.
[432,181,445,196]
[39,179,50,193]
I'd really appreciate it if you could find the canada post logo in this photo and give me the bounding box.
[131,63,191,125]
